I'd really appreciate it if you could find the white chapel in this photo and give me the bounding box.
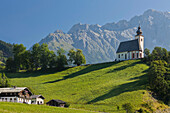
[116,26,144,61]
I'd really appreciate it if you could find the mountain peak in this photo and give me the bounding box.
[68,23,89,34]
[143,9,162,16]
[145,9,156,12]
[54,30,64,34]
[90,24,101,28]
[101,20,129,31]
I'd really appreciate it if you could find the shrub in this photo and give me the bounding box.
[65,103,70,108]
[122,103,134,113]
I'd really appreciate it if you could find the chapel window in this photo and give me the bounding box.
[132,53,135,59]
[140,53,142,58]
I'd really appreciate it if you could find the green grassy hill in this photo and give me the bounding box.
[0,102,94,113]
[1,60,167,113]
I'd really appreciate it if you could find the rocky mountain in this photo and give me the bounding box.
[38,9,170,64]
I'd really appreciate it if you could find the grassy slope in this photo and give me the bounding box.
[4,60,150,112]
[0,102,93,113]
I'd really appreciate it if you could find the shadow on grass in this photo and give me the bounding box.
[107,60,142,73]
[87,72,148,104]
[129,69,149,80]
[43,62,118,84]
[6,68,69,78]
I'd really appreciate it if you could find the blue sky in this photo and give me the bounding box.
[0,0,170,48]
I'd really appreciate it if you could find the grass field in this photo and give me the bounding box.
[1,59,164,112]
[0,102,94,113]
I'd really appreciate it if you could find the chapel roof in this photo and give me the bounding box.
[116,39,142,53]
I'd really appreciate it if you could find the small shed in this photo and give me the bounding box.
[46,99,66,107]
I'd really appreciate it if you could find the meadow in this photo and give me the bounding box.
[1,59,165,112]
[0,102,94,113]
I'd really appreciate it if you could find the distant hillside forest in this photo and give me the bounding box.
[0,40,13,62]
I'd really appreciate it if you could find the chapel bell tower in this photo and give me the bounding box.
[135,25,144,57]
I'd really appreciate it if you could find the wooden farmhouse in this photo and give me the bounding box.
[116,26,144,61]
[0,87,45,105]
[46,99,66,107]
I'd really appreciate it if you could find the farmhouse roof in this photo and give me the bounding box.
[47,99,66,104]
[116,39,142,53]
[0,87,33,95]
[0,87,26,93]
[31,95,45,99]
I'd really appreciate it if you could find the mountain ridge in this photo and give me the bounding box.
[38,9,170,64]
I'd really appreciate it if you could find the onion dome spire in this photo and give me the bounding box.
[136,25,142,35]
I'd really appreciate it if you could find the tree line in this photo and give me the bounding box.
[0,73,10,88]
[5,43,86,72]
[144,47,170,104]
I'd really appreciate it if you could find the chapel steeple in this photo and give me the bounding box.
[116,25,144,61]
[136,25,142,36]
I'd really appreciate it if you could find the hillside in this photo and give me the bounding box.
[5,60,168,113]
[0,102,94,113]
[0,40,13,62]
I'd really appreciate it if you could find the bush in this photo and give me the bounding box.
[141,103,153,112]
[64,103,70,108]
[122,103,134,113]
[137,108,151,113]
